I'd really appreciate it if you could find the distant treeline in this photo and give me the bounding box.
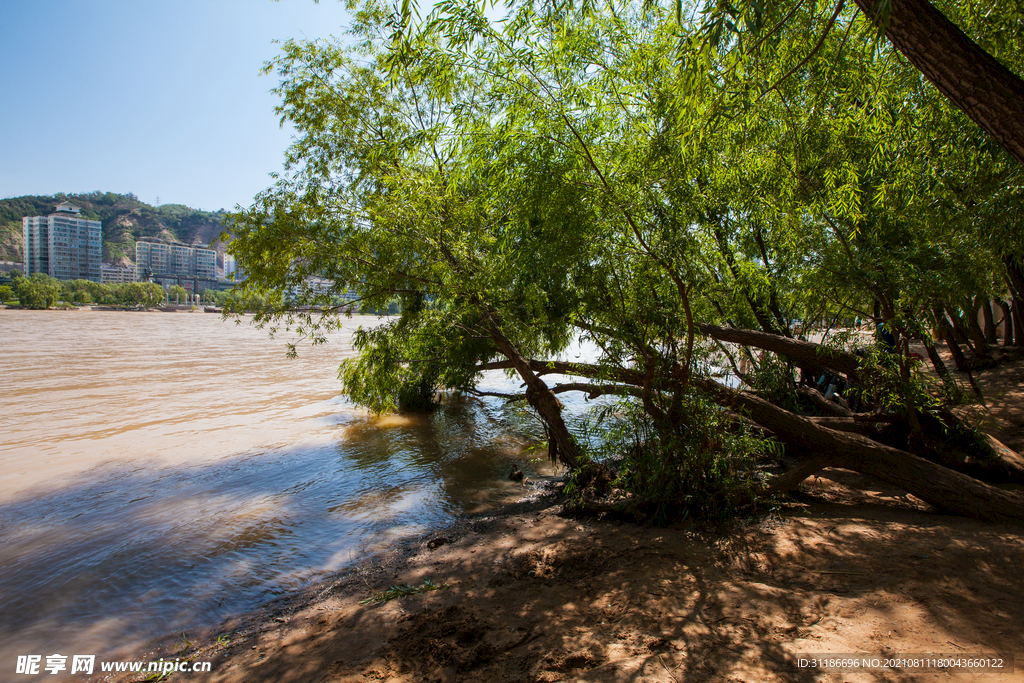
[4,273,170,309]
[0,272,273,312]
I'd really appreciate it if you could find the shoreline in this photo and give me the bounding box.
[100,479,1024,683]
[7,321,1017,682]
[100,484,565,680]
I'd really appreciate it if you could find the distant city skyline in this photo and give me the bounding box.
[1,0,354,212]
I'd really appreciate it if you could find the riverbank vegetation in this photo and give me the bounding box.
[8,273,184,309]
[226,0,1024,523]
[2,273,274,311]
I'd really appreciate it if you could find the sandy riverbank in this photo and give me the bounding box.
[99,488,1023,683]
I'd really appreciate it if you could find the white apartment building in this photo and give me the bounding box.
[136,238,217,291]
[23,202,102,282]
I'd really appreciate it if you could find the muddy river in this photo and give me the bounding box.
[0,309,554,666]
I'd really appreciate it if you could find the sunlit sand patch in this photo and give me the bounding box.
[366,414,428,429]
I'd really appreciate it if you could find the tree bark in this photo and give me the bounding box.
[852,0,1024,166]
[917,330,950,379]
[966,297,991,358]
[796,386,853,416]
[933,307,969,371]
[762,457,829,495]
[998,300,1014,346]
[982,432,1024,484]
[807,415,885,438]
[981,298,998,345]
[944,304,972,347]
[1007,256,1024,301]
[1006,257,1024,344]
[1015,300,1024,348]
[478,349,1024,510]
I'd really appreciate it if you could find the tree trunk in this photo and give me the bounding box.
[981,297,998,345]
[482,315,581,470]
[942,304,970,347]
[1011,298,1024,348]
[1004,257,1024,343]
[933,307,969,371]
[998,300,1014,346]
[697,378,1024,523]
[918,312,951,379]
[966,297,991,357]
[1004,255,1024,303]
[796,386,852,416]
[852,0,1024,166]
[920,333,950,379]
[981,432,1024,484]
[1015,300,1024,348]
[808,415,886,438]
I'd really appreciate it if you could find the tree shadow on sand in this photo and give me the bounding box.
[200,490,1023,683]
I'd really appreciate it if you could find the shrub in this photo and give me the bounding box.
[569,392,766,524]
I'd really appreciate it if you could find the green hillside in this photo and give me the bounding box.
[0,192,227,264]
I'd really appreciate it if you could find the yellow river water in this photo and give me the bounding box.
[0,309,549,667]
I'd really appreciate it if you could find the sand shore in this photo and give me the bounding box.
[93,481,1022,683]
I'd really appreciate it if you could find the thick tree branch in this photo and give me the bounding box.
[696,378,1024,523]
[698,322,863,379]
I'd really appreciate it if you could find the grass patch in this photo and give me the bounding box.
[359,578,450,605]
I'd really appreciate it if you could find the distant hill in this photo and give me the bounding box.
[0,192,228,265]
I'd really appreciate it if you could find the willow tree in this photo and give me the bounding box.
[228,0,1024,521]
[228,5,611,469]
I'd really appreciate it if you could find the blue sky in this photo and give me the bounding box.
[1,0,354,211]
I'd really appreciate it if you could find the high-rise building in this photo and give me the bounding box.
[22,202,102,282]
[136,238,217,292]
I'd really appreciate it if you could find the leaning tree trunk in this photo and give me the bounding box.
[917,331,951,379]
[698,379,1024,523]
[933,307,970,371]
[478,333,1024,516]
[943,304,972,347]
[966,297,991,358]
[697,323,862,379]
[482,314,582,470]
[981,298,998,345]
[852,0,1024,166]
